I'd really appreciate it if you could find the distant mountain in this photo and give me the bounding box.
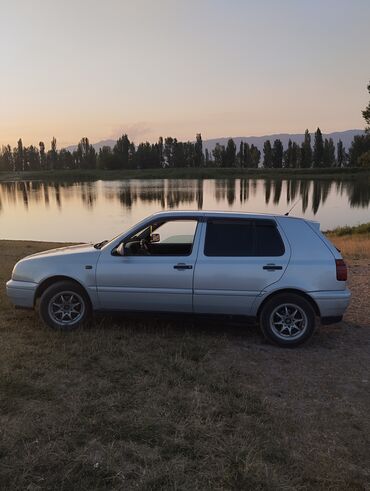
[64,129,364,153]
[202,129,364,154]
[65,139,116,153]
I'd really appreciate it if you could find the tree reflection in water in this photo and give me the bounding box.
[43,183,50,207]
[0,177,369,221]
[80,182,97,209]
[347,178,370,208]
[240,179,249,203]
[264,180,271,205]
[273,179,282,205]
[287,179,298,204]
[196,180,203,209]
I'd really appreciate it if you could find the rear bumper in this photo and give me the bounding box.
[6,279,37,309]
[310,289,351,318]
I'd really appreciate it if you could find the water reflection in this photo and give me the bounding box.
[1,178,370,214]
[1,177,370,241]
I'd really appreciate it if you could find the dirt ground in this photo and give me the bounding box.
[0,239,369,490]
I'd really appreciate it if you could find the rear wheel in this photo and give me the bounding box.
[260,293,316,347]
[39,280,91,331]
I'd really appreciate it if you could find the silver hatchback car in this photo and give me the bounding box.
[6,211,350,347]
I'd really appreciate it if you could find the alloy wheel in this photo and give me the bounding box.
[269,303,308,340]
[48,291,85,326]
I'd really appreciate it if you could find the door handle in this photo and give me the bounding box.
[263,264,283,271]
[174,263,193,270]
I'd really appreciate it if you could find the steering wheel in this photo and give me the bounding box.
[140,239,150,255]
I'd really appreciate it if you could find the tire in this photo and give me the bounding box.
[39,280,92,331]
[259,293,316,347]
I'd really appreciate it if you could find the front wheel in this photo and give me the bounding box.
[39,280,91,331]
[260,293,316,347]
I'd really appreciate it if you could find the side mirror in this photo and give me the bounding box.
[116,243,125,256]
[151,233,160,243]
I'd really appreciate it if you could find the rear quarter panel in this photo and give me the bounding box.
[271,217,344,292]
[251,216,347,315]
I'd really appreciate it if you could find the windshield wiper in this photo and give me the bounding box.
[94,240,109,250]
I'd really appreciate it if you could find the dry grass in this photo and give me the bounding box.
[328,233,370,259]
[0,239,369,490]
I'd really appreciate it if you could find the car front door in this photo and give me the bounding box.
[96,219,201,312]
[193,218,291,315]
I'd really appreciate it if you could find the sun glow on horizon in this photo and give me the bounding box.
[0,0,369,147]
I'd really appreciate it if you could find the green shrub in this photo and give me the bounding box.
[327,222,370,236]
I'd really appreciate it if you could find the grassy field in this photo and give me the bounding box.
[0,237,369,489]
[326,222,370,236]
[1,166,370,182]
[326,222,370,259]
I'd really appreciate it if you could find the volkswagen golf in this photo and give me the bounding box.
[6,211,350,347]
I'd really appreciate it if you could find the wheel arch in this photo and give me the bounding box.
[256,288,320,319]
[34,275,92,307]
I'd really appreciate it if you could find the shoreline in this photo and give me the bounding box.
[1,166,370,182]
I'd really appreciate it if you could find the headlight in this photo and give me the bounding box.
[11,261,34,282]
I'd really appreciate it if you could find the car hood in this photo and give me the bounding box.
[25,243,98,260]
[12,243,101,283]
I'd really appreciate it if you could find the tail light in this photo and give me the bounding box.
[335,259,347,281]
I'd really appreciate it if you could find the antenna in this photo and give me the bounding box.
[284,198,301,216]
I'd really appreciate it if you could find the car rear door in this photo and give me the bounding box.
[193,217,291,315]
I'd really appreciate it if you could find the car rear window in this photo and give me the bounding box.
[204,219,285,257]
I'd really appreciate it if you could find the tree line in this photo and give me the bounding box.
[0,134,203,172]
[1,82,369,172]
[0,128,370,172]
[213,129,359,169]
[0,128,369,172]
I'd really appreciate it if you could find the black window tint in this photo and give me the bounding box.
[204,221,254,256]
[255,221,285,256]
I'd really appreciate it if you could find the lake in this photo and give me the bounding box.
[1,177,370,242]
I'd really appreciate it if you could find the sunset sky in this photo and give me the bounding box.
[1,0,369,148]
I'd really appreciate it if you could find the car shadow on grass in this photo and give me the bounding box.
[17,307,353,352]
[93,311,263,340]
[90,312,357,353]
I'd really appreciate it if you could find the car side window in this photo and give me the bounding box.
[204,220,254,256]
[204,219,284,257]
[123,219,198,256]
[154,220,197,245]
[254,220,285,256]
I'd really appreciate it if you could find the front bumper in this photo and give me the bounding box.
[6,279,37,309]
[310,289,351,318]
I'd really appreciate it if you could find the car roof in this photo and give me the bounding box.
[106,210,319,249]
[147,210,307,221]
